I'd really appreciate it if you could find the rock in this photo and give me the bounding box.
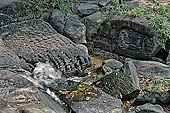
[1,19,91,77]
[82,11,108,54]
[0,0,51,21]
[31,62,79,90]
[38,89,67,113]
[0,69,57,113]
[76,3,100,17]
[98,0,112,6]
[71,91,124,113]
[50,9,65,33]
[122,58,140,89]
[50,9,86,44]
[96,58,139,99]
[166,50,170,65]
[82,11,108,40]
[135,103,166,113]
[95,16,162,59]
[130,59,170,77]
[0,13,14,27]
[0,39,22,69]
[95,70,139,99]
[134,90,170,105]
[102,59,123,75]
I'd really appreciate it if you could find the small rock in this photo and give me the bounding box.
[102,59,123,75]
[71,91,124,113]
[135,103,166,113]
[166,50,170,65]
[76,3,100,17]
[130,59,170,77]
[50,9,87,44]
[134,90,170,105]
[95,70,138,99]
[98,0,112,6]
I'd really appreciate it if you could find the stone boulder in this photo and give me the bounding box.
[95,70,139,99]
[102,58,123,75]
[73,3,100,17]
[0,13,14,27]
[0,19,91,77]
[0,39,22,69]
[71,91,124,113]
[70,0,111,17]
[0,69,58,113]
[134,90,170,105]
[135,103,166,113]
[97,58,140,99]
[122,58,140,89]
[82,11,108,40]
[50,9,86,44]
[0,0,51,21]
[130,59,170,77]
[94,16,162,59]
[166,50,170,65]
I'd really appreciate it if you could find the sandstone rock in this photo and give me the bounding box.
[0,0,51,21]
[82,11,108,39]
[76,3,100,17]
[0,19,91,77]
[0,13,14,27]
[135,103,166,113]
[95,16,162,59]
[50,9,65,33]
[122,58,140,89]
[130,59,170,77]
[95,70,139,99]
[0,39,21,69]
[134,90,170,105]
[98,0,112,6]
[71,91,124,113]
[166,50,170,65]
[102,59,123,75]
[51,9,87,44]
[0,69,57,113]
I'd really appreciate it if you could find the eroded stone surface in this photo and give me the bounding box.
[51,9,87,44]
[0,39,22,69]
[102,59,123,75]
[1,19,91,77]
[94,16,162,59]
[0,69,57,113]
[136,103,166,113]
[71,92,124,113]
[134,90,170,105]
[130,59,170,77]
[95,70,138,99]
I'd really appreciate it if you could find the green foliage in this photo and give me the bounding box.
[102,0,170,46]
[50,0,71,13]
[24,0,71,13]
[149,75,170,91]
